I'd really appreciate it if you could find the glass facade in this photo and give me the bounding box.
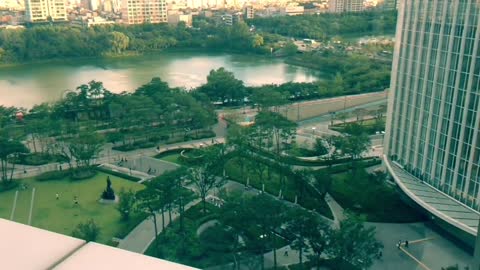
[386,0,480,210]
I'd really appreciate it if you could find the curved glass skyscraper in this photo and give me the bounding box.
[384,0,480,247]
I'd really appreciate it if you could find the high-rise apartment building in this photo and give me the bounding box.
[381,0,399,10]
[24,0,67,22]
[121,0,167,24]
[328,0,364,13]
[384,0,480,248]
[244,5,254,19]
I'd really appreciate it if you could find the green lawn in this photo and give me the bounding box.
[159,153,181,164]
[0,172,144,244]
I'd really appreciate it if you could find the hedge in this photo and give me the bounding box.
[36,170,71,181]
[95,166,141,182]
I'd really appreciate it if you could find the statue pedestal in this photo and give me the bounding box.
[99,196,119,204]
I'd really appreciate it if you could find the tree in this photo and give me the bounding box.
[314,138,328,156]
[327,213,383,269]
[312,170,332,199]
[353,108,368,123]
[108,31,130,54]
[67,131,104,171]
[219,192,253,270]
[226,124,251,184]
[331,125,371,162]
[135,183,167,256]
[250,85,289,112]
[283,42,298,56]
[249,194,287,270]
[254,111,297,155]
[117,188,136,220]
[72,219,100,242]
[189,163,224,214]
[0,137,29,183]
[306,219,333,270]
[286,209,317,268]
[198,67,245,104]
[154,168,187,224]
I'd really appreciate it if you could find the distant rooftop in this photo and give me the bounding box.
[0,219,198,270]
[384,158,479,236]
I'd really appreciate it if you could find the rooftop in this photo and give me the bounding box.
[384,157,479,236]
[0,218,198,270]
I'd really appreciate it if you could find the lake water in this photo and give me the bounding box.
[0,52,324,108]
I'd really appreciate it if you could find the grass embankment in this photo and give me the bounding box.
[225,158,334,220]
[0,172,145,244]
[330,169,425,223]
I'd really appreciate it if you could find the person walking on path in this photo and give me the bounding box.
[404,240,409,248]
[56,193,59,200]
[284,247,289,256]
[397,240,402,249]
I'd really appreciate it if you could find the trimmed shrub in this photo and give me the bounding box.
[0,181,18,192]
[12,153,68,166]
[71,169,97,180]
[36,170,70,181]
[95,166,141,182]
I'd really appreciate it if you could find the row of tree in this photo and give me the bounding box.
[195,66,387,108]
[0,21,266,64]
[249,10,397,40]
[0,10,397,64]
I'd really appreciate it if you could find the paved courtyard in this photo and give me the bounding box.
[371,222,473,270]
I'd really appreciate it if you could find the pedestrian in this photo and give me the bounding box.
[405,240,409,248]
[74,195,78,205]
[59,164,63,171]
[397,240,402,249]
[56,193,59,200]
[147,167,152,174]
[284,248,288,257]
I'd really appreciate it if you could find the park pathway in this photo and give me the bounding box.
[8,136,225,180]
[118,198,202,253]
[325,193,346,227]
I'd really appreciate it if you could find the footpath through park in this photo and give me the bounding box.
[118,198,202,253]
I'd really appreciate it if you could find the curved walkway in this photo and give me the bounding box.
[118,198,202,253]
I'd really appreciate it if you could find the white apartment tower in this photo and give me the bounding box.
[328,0,364,13]
[122,0,167,24]
[24,0,67,22]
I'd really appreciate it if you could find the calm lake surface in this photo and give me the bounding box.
[0,52,324,108]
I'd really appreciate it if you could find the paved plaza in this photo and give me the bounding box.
[371,222,473,270]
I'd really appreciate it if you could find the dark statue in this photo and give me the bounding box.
[101,176,115,200]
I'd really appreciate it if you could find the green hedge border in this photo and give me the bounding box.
[96,166,142,182]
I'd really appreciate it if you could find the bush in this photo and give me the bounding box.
[71,169,97,180]
[111,141,156,152]
[0,181,18,192]
[36,170,70,181]
[12,153,68,166]
[72,219,100,242]
[286,147,318,157]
